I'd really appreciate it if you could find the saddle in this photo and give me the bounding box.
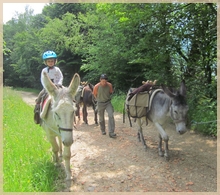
[34,85,62,124]
[81,86,86,98]
[125,87,162,126]
[75,83,94,104]
[34,94,51,124]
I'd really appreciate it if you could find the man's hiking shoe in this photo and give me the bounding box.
[109,132,116,138]
[101,131,106,135]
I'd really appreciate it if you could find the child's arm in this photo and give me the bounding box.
[57,68,63,85]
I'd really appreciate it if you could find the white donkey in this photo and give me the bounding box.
[40,72,80,180]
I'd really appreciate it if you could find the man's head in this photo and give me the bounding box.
[100,74,108,85]
[100,74,108,80]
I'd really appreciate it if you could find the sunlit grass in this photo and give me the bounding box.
[3,87,65,192]
[111,93,126,113]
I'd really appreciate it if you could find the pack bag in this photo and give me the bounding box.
[123,87,163,127]
[75,85,84,104]
[125,88,150,118]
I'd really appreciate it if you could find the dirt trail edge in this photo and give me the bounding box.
[20,91,217,192]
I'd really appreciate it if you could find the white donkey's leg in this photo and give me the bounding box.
[46,131,59,164]
[63,146,72,180]
[136,118,147,149]
[154,122,169,160]
[58,136,63,157]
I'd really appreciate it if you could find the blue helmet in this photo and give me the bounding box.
[42,50,57,60]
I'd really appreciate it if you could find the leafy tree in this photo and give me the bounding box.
[38,12,84,84]
[42,3,87,20]
[3,3,217,135]
[3,6,43,88]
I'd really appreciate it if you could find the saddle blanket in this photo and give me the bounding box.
[40,97,51,119]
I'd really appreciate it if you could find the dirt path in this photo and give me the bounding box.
[20,91,217,192]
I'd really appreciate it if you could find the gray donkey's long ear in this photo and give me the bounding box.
[41,72,57,96]
[161,84,176,99]
[68,73,81,96]
[179,80,187,97]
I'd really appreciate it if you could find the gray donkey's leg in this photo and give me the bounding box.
[154,122,169,160]
[158,134,163,157]
[136,118,147,150]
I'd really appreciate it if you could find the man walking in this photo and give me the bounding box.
[93,74,116,138]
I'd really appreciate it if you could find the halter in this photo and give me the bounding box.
[59,127,73,132]
[42,120,73,136]
[169,103,186,124]
[41,119,61,136]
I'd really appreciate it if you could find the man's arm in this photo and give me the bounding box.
[108,82,113,94]
[93,84,99,98]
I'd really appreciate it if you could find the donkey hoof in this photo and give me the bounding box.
[159,151,164,157]
[165,156,170,161]
[164,155,170,161]
[65,175,73,181]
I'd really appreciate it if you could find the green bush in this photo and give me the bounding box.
[189,95,217,136]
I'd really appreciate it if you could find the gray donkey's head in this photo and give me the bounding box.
[162,80,189,134]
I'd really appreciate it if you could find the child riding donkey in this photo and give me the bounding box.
[34,50,63,124]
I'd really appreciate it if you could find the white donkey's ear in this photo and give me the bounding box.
[68,73,81,97]
[41,72,57,96]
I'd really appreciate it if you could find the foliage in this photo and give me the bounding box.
[190,97,217,136]
[3,40,11,55]
[3,3,217,136]
[111,91,127,113]
[3,87,65,192]
[187,78,217,136]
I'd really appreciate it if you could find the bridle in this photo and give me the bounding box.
[58,127,73,132]
[169,102,186,124]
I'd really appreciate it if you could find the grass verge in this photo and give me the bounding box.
[3,87,65,192]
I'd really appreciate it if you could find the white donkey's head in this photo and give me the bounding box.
[41,72,80,146]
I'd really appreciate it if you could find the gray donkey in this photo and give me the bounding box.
[125,80,188,160]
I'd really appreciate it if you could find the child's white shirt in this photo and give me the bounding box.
[41,66,63,85]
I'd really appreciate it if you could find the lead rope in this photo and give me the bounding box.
[41,119,61,137]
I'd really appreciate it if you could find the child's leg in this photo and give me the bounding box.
[35,89,46,104]
[34,89,45,124]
